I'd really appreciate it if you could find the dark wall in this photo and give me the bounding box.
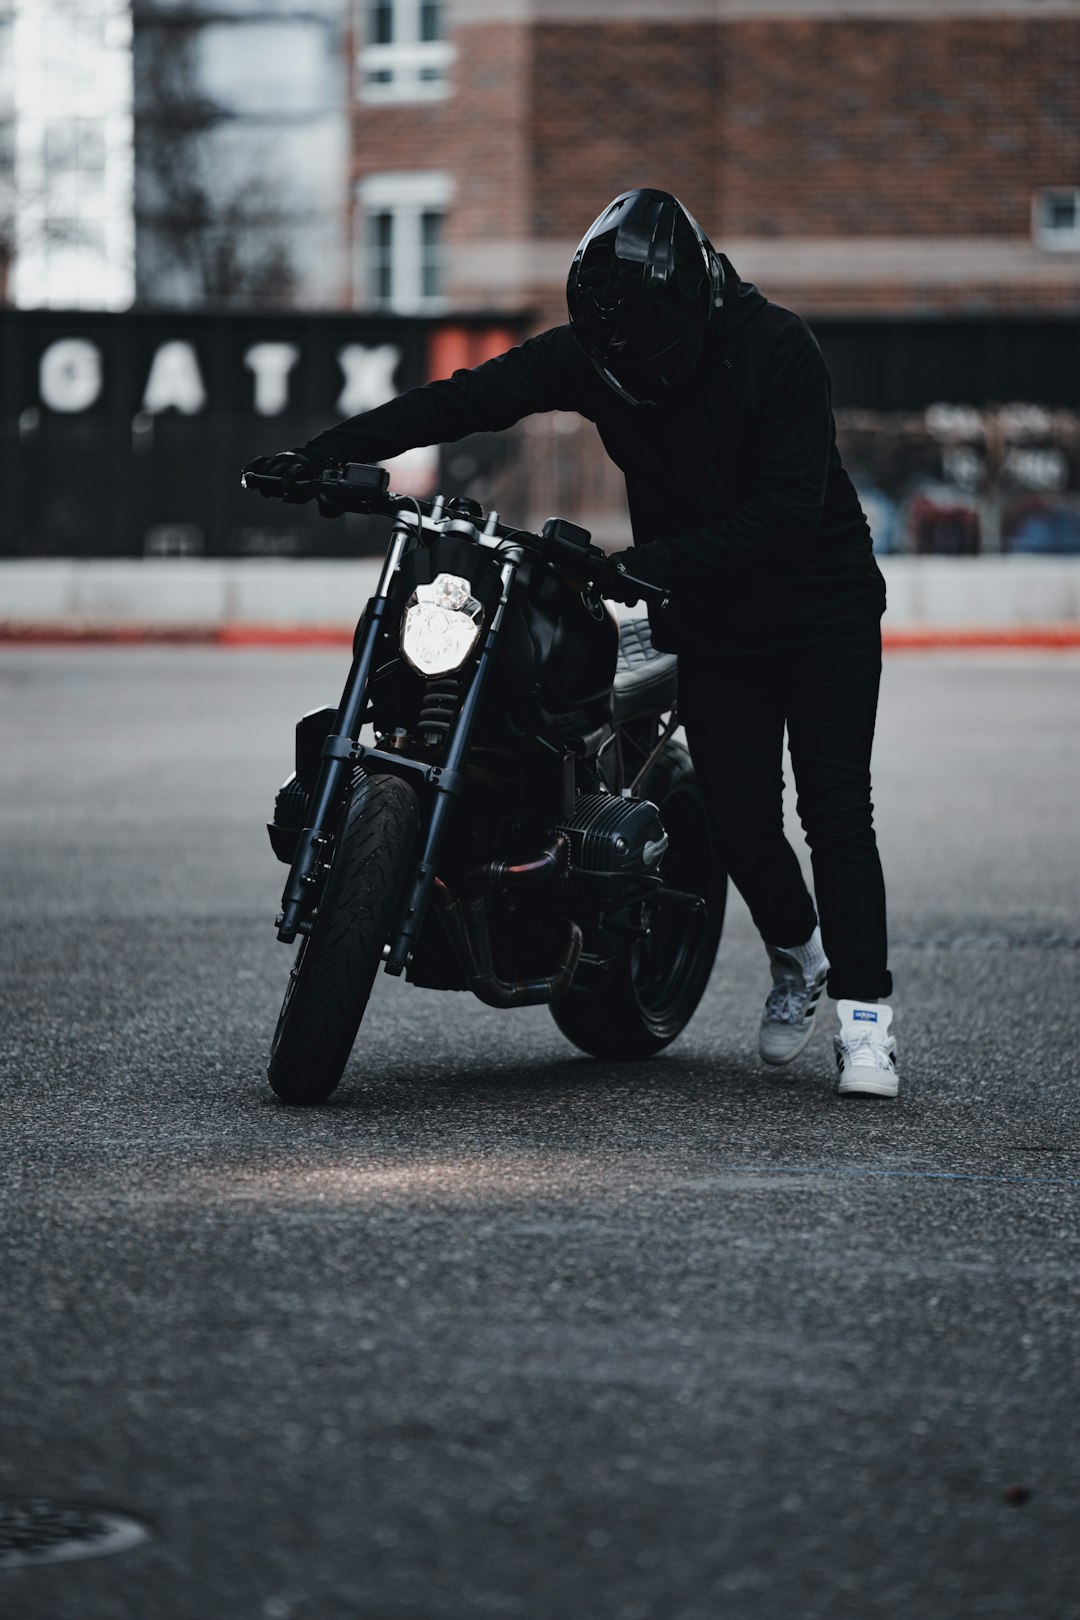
[813,318,1080,413]
[0,310,516,559]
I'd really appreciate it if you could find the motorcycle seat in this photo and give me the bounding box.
[613,617,678,723]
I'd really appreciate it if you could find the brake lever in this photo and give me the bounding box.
[604,557,671,612]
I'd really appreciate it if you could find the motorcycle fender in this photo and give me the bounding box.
[295,706,337,784]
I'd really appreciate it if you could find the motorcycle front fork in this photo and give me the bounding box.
[276,522,413,944]
[276,536,521,976]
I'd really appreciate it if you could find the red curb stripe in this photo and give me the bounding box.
[0,624,355,647]
[0,625,221,645]
[882,627,1080,650]
[216,625,354,647]
[2,625,1079,650]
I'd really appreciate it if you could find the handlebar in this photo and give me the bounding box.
[241,462,670,610]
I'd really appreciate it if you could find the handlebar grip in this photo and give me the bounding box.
[242,471,291,497]
[241,462,391,513]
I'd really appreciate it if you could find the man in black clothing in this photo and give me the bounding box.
[245,188,899,1096]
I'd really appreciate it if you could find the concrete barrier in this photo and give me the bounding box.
[2,555,1080,644]
[879,556,1080,630]
[0,558,381,631]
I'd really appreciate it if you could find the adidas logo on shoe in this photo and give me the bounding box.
[759,929,829,1066]
[834,1000,899,1097]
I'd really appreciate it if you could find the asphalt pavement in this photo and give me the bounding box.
[2,646,1079,1620]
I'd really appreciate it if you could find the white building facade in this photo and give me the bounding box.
[3,0,134,310]
[0,0,350,311]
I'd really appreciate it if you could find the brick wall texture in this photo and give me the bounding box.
[351,10,1080,320]
[718,18,1079,240]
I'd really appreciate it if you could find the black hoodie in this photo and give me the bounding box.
[311,258,884,658]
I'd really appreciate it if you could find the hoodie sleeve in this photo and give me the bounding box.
[308,326,593,465]
[619,324,836,587]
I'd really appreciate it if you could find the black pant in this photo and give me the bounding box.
[678,618,892,1003]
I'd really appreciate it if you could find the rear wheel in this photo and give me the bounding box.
[550,742,725,1060]
[268,772,419,1104]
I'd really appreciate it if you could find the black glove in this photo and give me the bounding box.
[596,556,642,607]
[596,548,675,610]
[242,444,343,516]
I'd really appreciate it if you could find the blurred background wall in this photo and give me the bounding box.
[1,0,1079,560]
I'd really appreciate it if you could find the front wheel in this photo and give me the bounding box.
[550,742,726,1060]
[268,772,419,1104]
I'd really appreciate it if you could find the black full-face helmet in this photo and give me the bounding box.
[566,188,725,407]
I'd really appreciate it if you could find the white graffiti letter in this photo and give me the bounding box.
[244,343,300,416]
[40,338,103,413]
[142,341,207,415]
[335,344,401,416]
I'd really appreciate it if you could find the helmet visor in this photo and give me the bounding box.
[589,308,709,407]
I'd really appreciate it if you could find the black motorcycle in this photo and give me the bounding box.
[242,462,726,1104]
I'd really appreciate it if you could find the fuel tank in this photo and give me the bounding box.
[488,554,619,746]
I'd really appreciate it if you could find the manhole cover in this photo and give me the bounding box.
[0,1500,151,1569]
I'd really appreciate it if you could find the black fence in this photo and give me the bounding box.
[2,308,1078,558]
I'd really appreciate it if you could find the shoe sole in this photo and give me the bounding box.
[760,1025,818,1065]
[837,1070,899,1098]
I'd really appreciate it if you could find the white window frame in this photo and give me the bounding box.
[1033,188,1080,252]
[357,171,452,313]
[358,0,455,105]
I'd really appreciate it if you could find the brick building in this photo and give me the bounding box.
[348,0,1080,551]
[349,0,1080,324]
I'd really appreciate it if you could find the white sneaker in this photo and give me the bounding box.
[834,1001,899,1096]
[759,927,829,1066]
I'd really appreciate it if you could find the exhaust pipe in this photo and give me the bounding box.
[432,845,582,1008]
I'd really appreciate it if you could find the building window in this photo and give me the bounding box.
[358,172,452,311]
[370,209,395,304]
[419,209,442,300]
[359,0,454,102]
[1033,189,1080,251]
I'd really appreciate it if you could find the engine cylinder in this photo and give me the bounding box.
[557,792,667,875]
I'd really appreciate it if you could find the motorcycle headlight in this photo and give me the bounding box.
[400,572,484,677]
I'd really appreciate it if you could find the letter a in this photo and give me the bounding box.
[142,342,207,415]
